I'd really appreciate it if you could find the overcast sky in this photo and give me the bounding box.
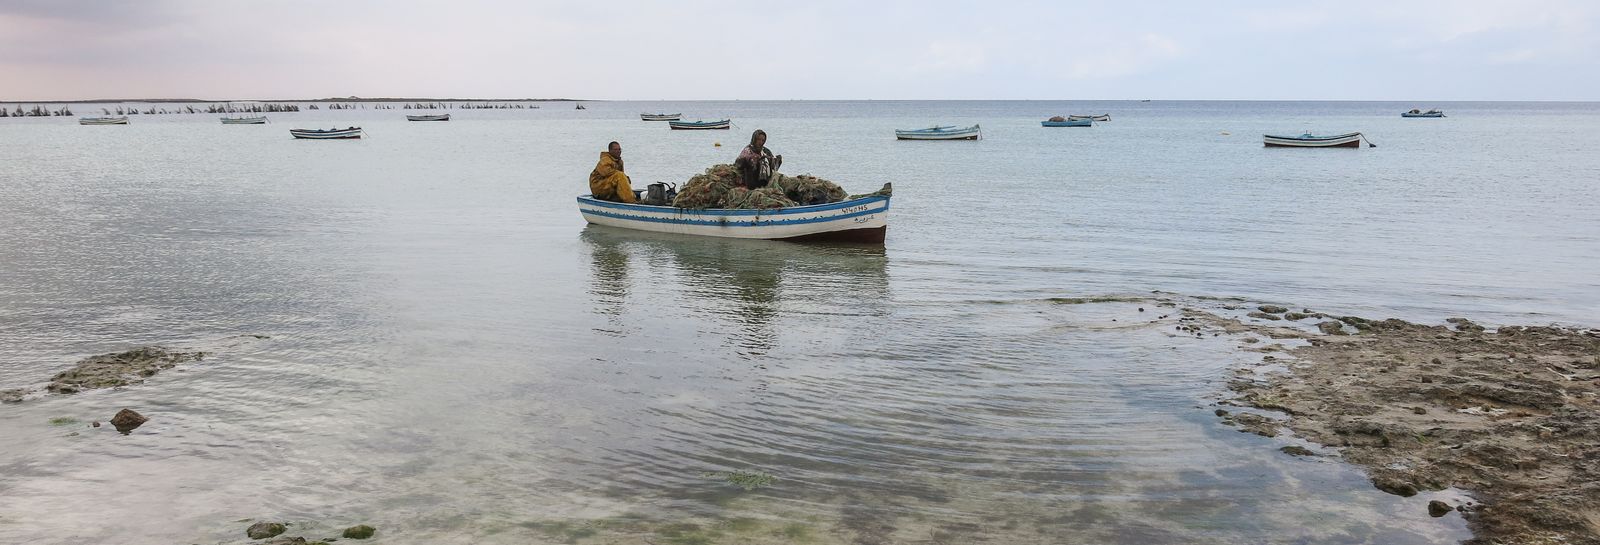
[2,0,1597,101]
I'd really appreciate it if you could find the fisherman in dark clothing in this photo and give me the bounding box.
[734,129,782,189]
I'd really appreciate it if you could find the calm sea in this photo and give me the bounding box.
[1,100,1596,544]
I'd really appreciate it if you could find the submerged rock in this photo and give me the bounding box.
[1246,311,1282,321]
[109,409,148,433]
[1317,321,1347,335]
[342,525,376,539]
[1429,500,1453,517]
[1373,476,1418,497]
[1279,445,1316,457]
[247,521,287,539]
[47,346,205,394]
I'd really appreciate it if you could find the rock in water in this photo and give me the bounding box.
[342,525,377,539]
[109,409,148,433]
[1279,445,1316,456]
[1372,476,1418,497]
[1317,321,1347,335]
[1257,305,1289,314]
[1428,500,1453,517]
[247,521,287,539]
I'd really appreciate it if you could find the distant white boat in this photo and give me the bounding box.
[220,116,267,124]
[406,114,450,121]
[1263,132,1369,148]
[668,119,731,130]
[79,116,129,125]
[895,124,981,140]
[1068,114,1111,122]
[289,127,364,139]
[640,113,682,121]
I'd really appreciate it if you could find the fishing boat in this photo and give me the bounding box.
[668,119,731,130]
[640,113,682,121]
[1262,132,1370,148]
[79,116,129,125]
[577,184,892,243]
[289,127,364,139]
[220,116,267,124]
[1068,114,1111,122]
[1041,118,1093,127]
[406,114,450,121]
[1401,109,1445,118]
[895,125,980,140]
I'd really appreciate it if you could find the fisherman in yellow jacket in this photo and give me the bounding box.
[589,141,635,203]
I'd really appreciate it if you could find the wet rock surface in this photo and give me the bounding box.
[342,524,376,539]
[247,521,287,539]
[1202,309,1600,545]
[109,408,148,433]
[46,346,205,395]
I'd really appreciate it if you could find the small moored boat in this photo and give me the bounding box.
[220,116,268,124]
[895,125,980,140]
[1042,117,1093,127]
[669,119,731,130]
[1068,114,1111,122]
[640,113,682,121]
[79,116,129,125]
[1401,109,1445,118]
[578,184,890,243]
[1263,132,1370,148]
[289,127,364,139]
[406,114,450,121]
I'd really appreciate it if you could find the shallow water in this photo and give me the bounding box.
[2,100,1594,544]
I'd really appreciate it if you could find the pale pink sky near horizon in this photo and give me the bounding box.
[2,0,1598,101]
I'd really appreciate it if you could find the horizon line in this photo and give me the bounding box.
[4,97,1599,104]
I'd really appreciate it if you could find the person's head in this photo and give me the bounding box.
[607,141,621,158]
[749,129,767,149]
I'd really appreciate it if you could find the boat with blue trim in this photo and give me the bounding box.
[1042,118,1093,127]
[1402,109,1444,118]
[641,113,681,121]
[220,116,267,124]
[577,184,892,243]
[289,127,364,139]
[1263,132,1370,148]
[895,124,980,140]
[668,119,731,130]
[1068,114,1111,122]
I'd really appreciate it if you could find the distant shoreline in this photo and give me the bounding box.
[0,97,586,104]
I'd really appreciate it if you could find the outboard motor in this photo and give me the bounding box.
[644,182,677,205]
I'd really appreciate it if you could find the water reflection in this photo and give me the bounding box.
[579,225,889,355]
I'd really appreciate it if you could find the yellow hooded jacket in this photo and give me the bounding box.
[588,152,635,203]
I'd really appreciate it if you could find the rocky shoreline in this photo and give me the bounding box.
[1198,306,1600,545]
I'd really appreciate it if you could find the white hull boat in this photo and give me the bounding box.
[577,189,891,243]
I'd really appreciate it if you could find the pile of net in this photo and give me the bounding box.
[671,164,850,209]
[1048,115,1066,122]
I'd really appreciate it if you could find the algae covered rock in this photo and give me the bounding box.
[342,525,377,539]
[247,521,287,539]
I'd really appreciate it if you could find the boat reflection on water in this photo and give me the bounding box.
[579,224,889,356]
